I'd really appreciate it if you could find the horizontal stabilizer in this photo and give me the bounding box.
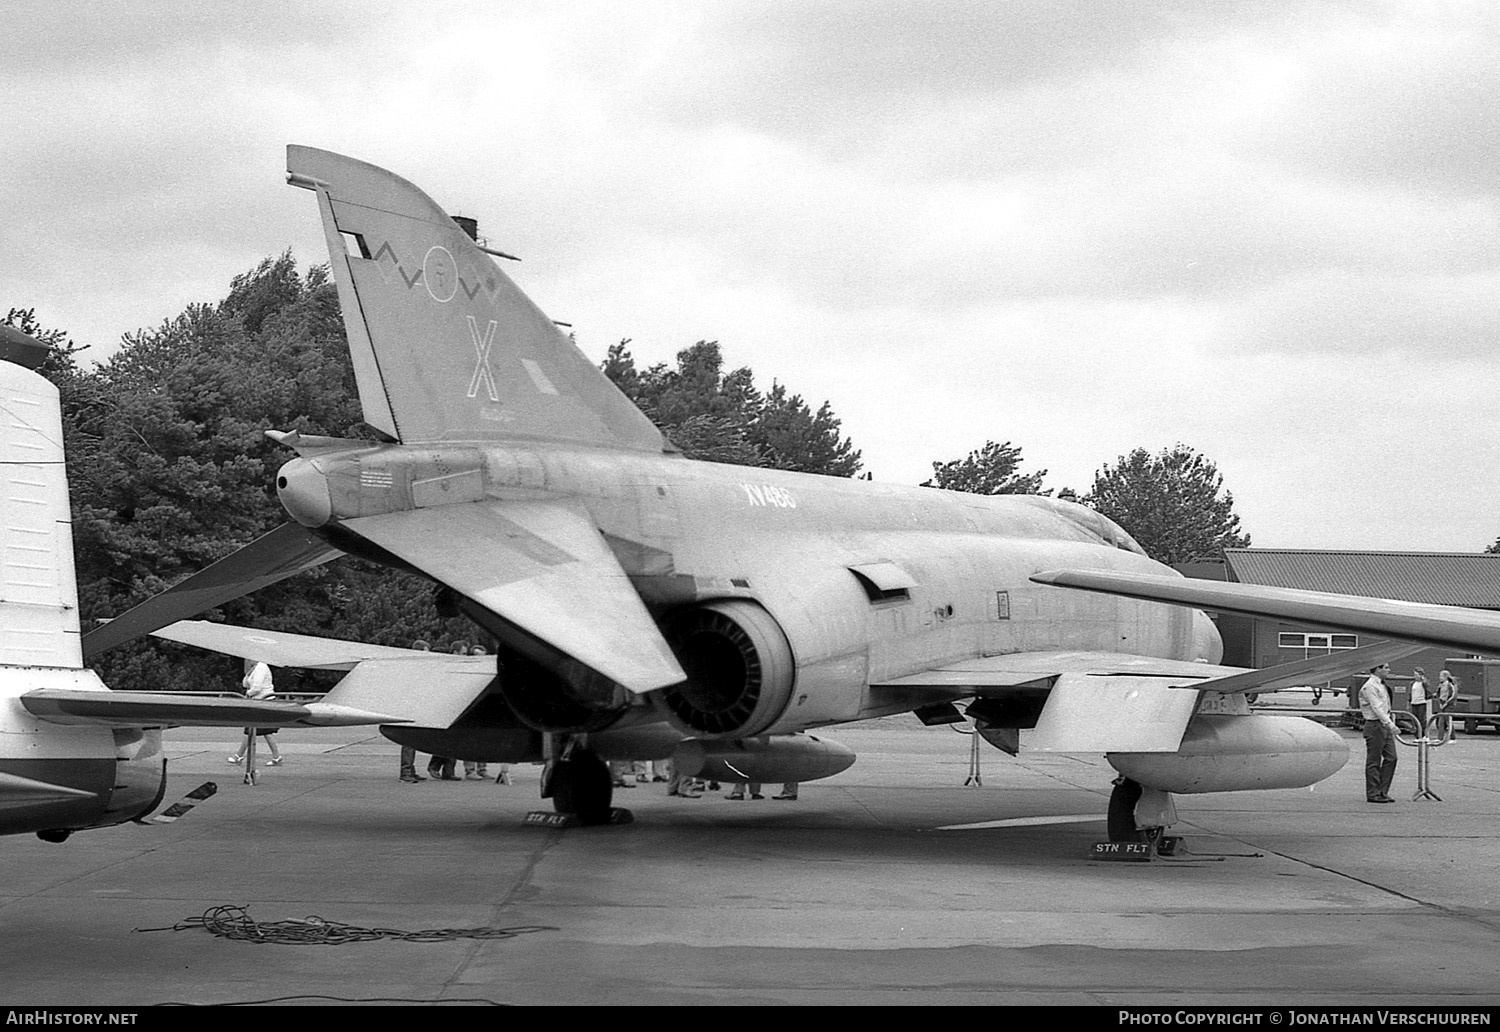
[152,620,427,671]
[1033,568,1500,657]
[82,523,344,661]
[319,656,496,729]
[340,499,685,693]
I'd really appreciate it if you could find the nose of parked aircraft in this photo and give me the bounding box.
[277,457,332,527]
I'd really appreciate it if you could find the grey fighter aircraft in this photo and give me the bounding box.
[0,326,413,841]
[80,147,1490,840]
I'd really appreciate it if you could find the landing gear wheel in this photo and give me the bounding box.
[1107,777,1146,843]
[551,748,614,826]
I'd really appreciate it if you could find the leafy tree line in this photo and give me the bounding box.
[921,438,1250,566]
[601,339,861,476]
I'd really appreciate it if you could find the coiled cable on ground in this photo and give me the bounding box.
[137,905,558,945]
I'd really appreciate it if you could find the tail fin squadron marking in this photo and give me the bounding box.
[287,146,668,453]
[466,317,500,402]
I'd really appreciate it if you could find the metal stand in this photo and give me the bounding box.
[1395,709,1448,802]
[243,731,258,786]
[964,724,982,786]
[1411,731,1440,801]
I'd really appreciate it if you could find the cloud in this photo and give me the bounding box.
[1244,5,1500,194]
[3,0,1499,551]
[1221,268,1500,358]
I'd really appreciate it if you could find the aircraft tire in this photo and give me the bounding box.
[551,749,614,826]
[1107,778,1146,843]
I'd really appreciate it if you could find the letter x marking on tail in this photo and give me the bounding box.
[467,316,500,401]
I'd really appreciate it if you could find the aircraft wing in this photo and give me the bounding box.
[19,690,403,728]
[337,498,686,694]
[81,523,344,661]
[317,656,499,729]
[1032,568,1500,656]
[872,641,1418,753]
[146,623,498,728]
[877,651,1206,752]
[151,620,426,671]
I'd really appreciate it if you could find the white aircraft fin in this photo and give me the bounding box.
[0,361,81,668]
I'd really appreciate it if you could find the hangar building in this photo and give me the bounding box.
[1177,549,1500,687]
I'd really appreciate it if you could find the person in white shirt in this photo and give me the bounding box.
[1409,668,1431,733]
[228,661,283,766]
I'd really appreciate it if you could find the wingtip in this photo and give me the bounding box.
[301,702,412,727]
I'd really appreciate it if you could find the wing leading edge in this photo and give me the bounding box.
[80,523,344,661]
[1032,568,1500,657]
[20,689,404,728]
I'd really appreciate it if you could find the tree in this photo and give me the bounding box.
[923,440,1048,495]
[602,340,861,477]
[749,384,862,478]
[1485,538,1500,555]
[28,259,475,693]
[1082,445,1250,565]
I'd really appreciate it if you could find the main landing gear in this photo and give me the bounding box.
[1107,776,1180,856]
[541,740,631,827]
[1107,777,1145,843]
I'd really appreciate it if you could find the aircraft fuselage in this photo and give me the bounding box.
[279,440,1220,735]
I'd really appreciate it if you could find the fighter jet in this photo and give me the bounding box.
[0,324,416,841]
[80,147,1486,841]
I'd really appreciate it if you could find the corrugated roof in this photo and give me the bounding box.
[1223,549,1500,608]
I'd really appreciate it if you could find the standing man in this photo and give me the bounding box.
[1359,663,1399,803]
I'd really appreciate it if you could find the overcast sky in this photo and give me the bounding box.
[5,1,1498,551]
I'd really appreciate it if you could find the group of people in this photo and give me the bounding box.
[399,639,510,785]
[1358,663,1459,803]
[612,760,799,800]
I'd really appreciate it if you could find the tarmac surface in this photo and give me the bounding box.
[5,713,1500,1007]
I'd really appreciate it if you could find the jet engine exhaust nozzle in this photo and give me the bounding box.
[276,458,332,528]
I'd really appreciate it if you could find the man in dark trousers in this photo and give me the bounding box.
[1359,663,1399,803]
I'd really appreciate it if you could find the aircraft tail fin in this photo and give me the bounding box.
[0,356,81,668]
[286,145,666,452]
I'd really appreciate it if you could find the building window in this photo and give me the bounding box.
[1278,632,1359,655]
